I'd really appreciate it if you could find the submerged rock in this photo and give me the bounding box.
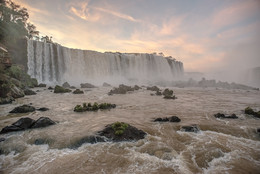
[37,107,49,111]
[62,82,70,88]
[24,89,36,95]
[154,116,181,122]
[9,104,35,113]
[98,122,146,142]
[73,89,84,94]
[181,125,200,133]
[31,117,56,128]
[80,83,96,88]
[69,136,106,149]
[155,91,162,96]
[70,86,76,89]
[214,113,238,119]
[48,86,53,90]
[54,85,71,93]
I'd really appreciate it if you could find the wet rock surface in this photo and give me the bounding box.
[37,107,49,111]
[69,136,106,149]
[154,116,181,122]
[245,107,260,118]
[9,104,35,113]
[181,125,200,133]
[0,117,56,134]
[98,122,146,142]
[214,113,238,119]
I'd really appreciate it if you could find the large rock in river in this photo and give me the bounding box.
[9,104,35,113]
[31,117,56,128]
[98,122,146,142]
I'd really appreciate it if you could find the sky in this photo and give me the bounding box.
[13,0,260,73]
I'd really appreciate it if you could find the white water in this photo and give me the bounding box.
[27,40,183,86]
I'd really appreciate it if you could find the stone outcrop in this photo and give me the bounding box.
[9,104,35,113]
[98,122,146,142]
[0,117,56,134]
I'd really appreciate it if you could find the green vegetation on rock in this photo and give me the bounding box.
[54,85,71,93]
[112,122,128,135]
[245,107,260,118]
[74,102,116,112]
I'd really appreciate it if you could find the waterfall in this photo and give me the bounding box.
[27,40,184,85]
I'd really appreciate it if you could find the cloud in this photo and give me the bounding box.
[69,1,140,23]
[212,0,260,28]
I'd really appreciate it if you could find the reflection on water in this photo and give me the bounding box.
[0,87,260,174]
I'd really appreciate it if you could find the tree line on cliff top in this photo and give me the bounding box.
[0,0,53,49]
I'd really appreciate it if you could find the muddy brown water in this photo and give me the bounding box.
[0,87,259,174]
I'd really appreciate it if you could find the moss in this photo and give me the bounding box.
[74,102,116,112]
[112,122,128,135]
[74,105,84,112]
[54,85,71,93]
[245,107,255,115]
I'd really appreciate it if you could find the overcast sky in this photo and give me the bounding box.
[14,0,260,72]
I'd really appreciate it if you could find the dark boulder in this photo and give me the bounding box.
[0,125,23,134]
[62,82,70,88]
[9,104,35,113]
[31,117,56,128]
[108,84,136,95]
[70,86,76,89]
[0,117,56,134]
[214,113,238,119]
[48,86,53,90]
[69,136,106,149]
[162,88,176,99]
[54,85,71,93]
[0,137,5,142]
[162,88,173,96]
[181,125,200,133]
[154,116,181,122]
[98,122,146,142]
[245,107,260,118]
[257,128,260,134]
[37,107,49,111]
[80,83,96,88]
[37,83,47,87]
[103,82,111,87]
[73,89,84,94]
[24,89,36,95]
[147,86,160,91]
[12,117,35,129]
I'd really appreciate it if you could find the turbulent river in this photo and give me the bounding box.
[0,87,260,174]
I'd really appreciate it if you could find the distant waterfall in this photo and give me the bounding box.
[27,40,184,85]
